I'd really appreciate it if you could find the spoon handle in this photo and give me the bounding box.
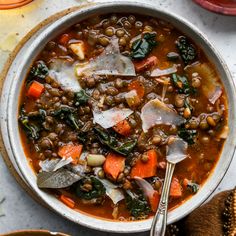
[150,162,175,236]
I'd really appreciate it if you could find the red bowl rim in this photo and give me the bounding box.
[193,0,236,16]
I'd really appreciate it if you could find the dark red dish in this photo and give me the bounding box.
[193,0,236,15]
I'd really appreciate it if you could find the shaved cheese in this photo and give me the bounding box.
[69,42,85,60]
[134,177,156,200]
[76,38,136,77]
[49,59,81,92]
[93,107,133,129]
[141,99,185,132]
[151,65,177,77]
[39,157,73,172]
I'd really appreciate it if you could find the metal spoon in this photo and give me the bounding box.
[150,138,188,236]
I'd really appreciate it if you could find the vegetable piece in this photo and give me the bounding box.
[103,153,125,180]
[58,144,83,165]
[93,107,133,129]
[74,89,89,106]
[176,36,197,65]
[27,81,44,99]
[178,127,197,145]
[171,73,195,95]
[186,181,199,194]
[128,80,145,99]
[94,127,136,156]
[133,56,158,72]
[37,168,81,188]
[170,177,182,198]
[167,52,179,61]
[53,105,82,130]
[113,119,132,136]
[141,98,185,132]
[150,65,177,77]
[69,42,85,60]
[75,177,105,200]
[125,90,141,108]
[60,195,75,209]
[130,149,158,178]
[125,190,151,218]
[59,33,71,45]
[134,177,160,212]
[19,108,40,140]
[39,157,73,172]
[87,154,106,167]
[130,32,158,60]
[28,60,49,81]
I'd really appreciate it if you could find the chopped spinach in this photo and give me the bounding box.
[167,52,179,61]
[52,105,82,130]
[178,127,197,145]
[125,191,151,218]
[74,90,89,107]
[94,127,136,156]
[75,177,105,200]
[187,182,199,194]
[19,108,40,140]
[130,32,158,60]
[171,73,196,95]
[176,36,197,65]
[28,61,49,80]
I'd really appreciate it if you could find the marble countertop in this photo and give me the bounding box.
[0,0,236,235]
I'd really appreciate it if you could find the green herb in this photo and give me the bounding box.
[130,33,158,60]
[176,36,197,65]
[53,105,82,130]
[28,61,49,80]
[178,127,197,145]
[171,73,196,95]
[75,177,105,200]
[125,191,151,218]
[167,52,179,61]
[74,90,90,107]
[94,127,136,156]
[187,182,199,194]
[19,108,40,140]
[28,109,46,122]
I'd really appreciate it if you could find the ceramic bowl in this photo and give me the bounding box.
[1,1,236,233]
[3,229,69,236]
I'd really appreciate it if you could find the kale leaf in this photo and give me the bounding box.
[187,182,199,194]
[94,127,136,156]
[130,33,158,60]
[178,127,197,145]
[27,109,46,122]
[52,105,82,130]
[74,90,89,107]
[19,108,40,140]
[75,177,105,200]
[171,73,196,95]
[176,36,197,65]
[125,191,151,218]
[28,61,49,80]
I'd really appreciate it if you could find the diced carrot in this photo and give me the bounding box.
[134,56,158,72]
[183,178,189,188]
[113,119,131,136]
[60,195,75,209]
[58,144,83,165]
[128,80,145,99]
[59,33,71,45]
[103,153,125,180]
[27,81,44,99]
[130,149,158,178]
[170,177,182,198]
[149,191,160,212]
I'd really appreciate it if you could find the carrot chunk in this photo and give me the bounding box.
[60,195,75,209]
[27,81,44,99]
[130,149,158,178]
[59,33,71,45]
[134,56,158,72]
[128,80,145,99]
[170,177,182,198]
[103,153,125,180]
[149,191,160,212]
[58,144,83,165]
[113,119,131,136]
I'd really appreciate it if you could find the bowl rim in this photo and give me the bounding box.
[193,0,236,16]
[3,229,70,236]
[1,1,236,233]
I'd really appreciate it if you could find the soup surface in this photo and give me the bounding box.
[19,13,228,221]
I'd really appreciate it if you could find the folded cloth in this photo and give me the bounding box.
[166,188,236,236]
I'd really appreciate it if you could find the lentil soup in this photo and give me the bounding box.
[19,13,228,221]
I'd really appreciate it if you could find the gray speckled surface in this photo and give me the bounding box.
[0,0,236,235]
